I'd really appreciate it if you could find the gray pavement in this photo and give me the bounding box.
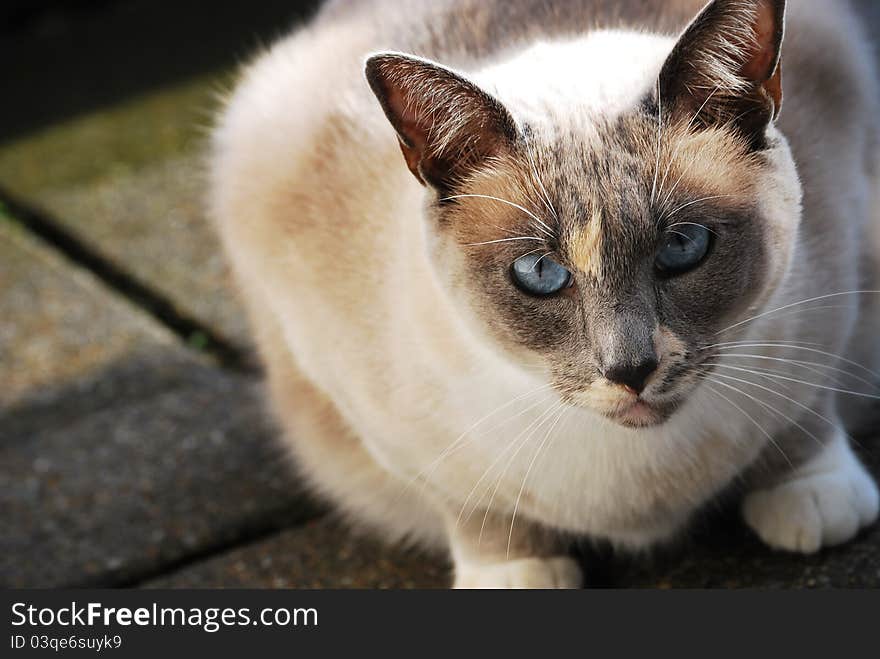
[0,219,177,408]
[0,358,315,588]
[0,77,250,347]
[147,520,450,589]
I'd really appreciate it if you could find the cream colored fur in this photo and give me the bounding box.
[211,0,880,588]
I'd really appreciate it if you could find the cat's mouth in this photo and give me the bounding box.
[603,397,680,429]
[568,371,693,428]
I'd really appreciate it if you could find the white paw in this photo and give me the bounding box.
[453,556,582,589]
[743,440,879,554]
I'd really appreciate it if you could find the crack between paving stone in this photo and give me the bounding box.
[0,186,257,375]
[0,188,338,588]
[70,506,328,588]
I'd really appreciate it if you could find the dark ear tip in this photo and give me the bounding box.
[364,52,393,79]
[363,53,387,80]
[364,53,396,97]
[364,51,413,74]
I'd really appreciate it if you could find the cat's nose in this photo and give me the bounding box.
[603,356,659,395]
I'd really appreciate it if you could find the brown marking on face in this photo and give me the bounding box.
[445,155,556,250]
[427,79,778,428]
[658,124,760,209]
[568,210,604,279]
[588,378,636,406]
[654,325,687,364]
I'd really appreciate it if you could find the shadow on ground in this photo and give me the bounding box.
[1,0,322,143]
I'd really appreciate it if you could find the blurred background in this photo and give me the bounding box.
[2,0,879,589]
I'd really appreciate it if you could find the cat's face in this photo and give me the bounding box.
[431,121,799,428]
[367,0,799,427]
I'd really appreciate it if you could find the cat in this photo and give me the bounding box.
[210,0,880,588]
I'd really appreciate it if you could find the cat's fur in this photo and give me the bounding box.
[211,0,880,588]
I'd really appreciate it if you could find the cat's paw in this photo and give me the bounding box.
[453,556,582,589]
[742,443,879,554]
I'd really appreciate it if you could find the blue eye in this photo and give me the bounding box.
[511,253,572,297]
[655,224,712,275]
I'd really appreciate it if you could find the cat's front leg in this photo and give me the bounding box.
[445,510,581,589]
[742,427,879,554]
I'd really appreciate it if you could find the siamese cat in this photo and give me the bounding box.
[210,0,880,587]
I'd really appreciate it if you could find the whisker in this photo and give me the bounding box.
[659,147,701,210]
[716,290,880,336]
[529,223,556,240]
[529,251,555,272]
[506,405,568,558]
[458,399,561,529]
[701,380,794,467]
[701,376,817,448]
[707,370,838,430]
[655,84,721,205]
[716,353,880,392]
[474,400,566,539]
[706,363,880,401]
[706,343,880,381]
[713,362,795,391]
[523,146,560,223]
[663,195,734,221]
[404,384,554,497]
[756,305,852,323]
[704,339,826,349]
[667,221,720,236]
[741,360,846,392]
[667,229,699,245]
[708,375,827,449]
[443,194,555,238]
[518,247,551,260]
[488,223,544,241]
[651,77,663,205]
[465,236,545,247]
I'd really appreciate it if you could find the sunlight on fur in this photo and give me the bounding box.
[210,0,880,588]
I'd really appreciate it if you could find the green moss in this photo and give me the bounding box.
[0,71,234,196]
[0,200,22,231]
[187,331,209,352]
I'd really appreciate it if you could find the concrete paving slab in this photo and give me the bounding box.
[0,76,250,346]
[150,454,880,589]
[151,508,880,590]
[146,519,450,589]
[603,447,880,589]
[0,210,312,588]
[0,362,315,588]
[0,213,176,408]
[36,153,251,344]
[603,517,880,589]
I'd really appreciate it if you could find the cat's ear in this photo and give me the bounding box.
[365,52,518,190]
[659,0,786,145]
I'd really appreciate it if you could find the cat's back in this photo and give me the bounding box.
[210,0,705,267]
[315,0,699,62]
[211,0,878,303]
[213,0,875,205]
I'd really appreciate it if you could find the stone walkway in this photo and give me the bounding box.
[2,0,879,589]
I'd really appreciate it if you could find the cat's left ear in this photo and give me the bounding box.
[365,52,518,191]
[659,0,786,146]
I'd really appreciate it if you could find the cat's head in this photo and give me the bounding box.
[366,0,800,428]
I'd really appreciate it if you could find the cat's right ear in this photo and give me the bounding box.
[365,52,518,191]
